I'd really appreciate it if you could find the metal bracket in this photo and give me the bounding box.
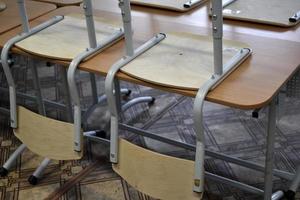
[17,0,30,33]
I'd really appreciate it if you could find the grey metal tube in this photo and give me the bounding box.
[82,0,97,48]
[82,0,99,105]
[289,166,300,192]
[0,107,9,115]
[32,158,51,178]
[119,123,294,180]
[67,30,124,152]
[263,98,277,200]
[271,191,284,200]
[104,34,165,163]
[0,87,67,111]
[211,0,223,75]
[58,65,73,122]
[119,0,134,56]
[89,73,98,104]
[17,0,30,33]
[121,96,153,112]
[0,16,63,128]
[30,59,46,115]
[3,144,26,169]
[205,172,264,195]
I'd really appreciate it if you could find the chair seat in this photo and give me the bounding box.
[16,13,122,61]
[223,0,300,27]
[113,139,203,200]
[0,2,6,11]
[121,32,250,90]
[130,0,206,12]
[14,106,82,160]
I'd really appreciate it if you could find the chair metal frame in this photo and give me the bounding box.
[104,0,300,199]
[0,0,154,185]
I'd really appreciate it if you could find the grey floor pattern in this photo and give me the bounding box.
[0,56,300,199]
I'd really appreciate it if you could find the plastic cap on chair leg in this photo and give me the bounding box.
[148,97,156,105]
[95,130,107,139]
[0,167,8,177]
[285,190,296,200]
[28,175,38,185]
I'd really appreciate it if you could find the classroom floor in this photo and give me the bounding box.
[0,57,300,199]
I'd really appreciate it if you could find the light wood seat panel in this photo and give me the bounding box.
[14,106,82,160]
[113,139,202,200]
[223,0,300,27]
[122,32,250,90]
[16,13,122,61]
[0,2,6,12]
[130,0,206,12]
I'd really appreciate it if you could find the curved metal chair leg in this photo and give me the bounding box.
[28,158,51,185]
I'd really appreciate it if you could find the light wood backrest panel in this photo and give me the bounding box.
[14,106,82,160]
[113,139,202,200]
[130,0,206,12]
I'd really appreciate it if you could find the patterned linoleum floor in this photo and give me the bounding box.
[0,57,300,199]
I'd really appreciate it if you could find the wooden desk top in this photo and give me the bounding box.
[0,0,56,34]
[91,0,300,43]
[32,0,82,7]
[0,6,299,110]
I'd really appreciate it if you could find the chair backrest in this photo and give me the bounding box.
[107,0,248,197]
[113,139,203,200]
[14,106,82,160]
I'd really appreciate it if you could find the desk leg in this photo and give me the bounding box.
[58,65,73,122]
[29,59,45,115]
[264,97,276,200]
[89,73,98,105]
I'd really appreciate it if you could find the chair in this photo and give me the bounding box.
[1,0,154,185]
[105,0,251,199]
